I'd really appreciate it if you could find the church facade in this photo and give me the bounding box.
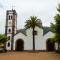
[5,9,57,51]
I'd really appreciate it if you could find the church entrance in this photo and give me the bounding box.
[46,38,54,51]
[15,39,24,51]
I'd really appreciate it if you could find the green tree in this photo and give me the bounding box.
[0,34,8,48]
[51,4,60,49]
[25,16,42,51]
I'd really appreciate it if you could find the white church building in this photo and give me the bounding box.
[5,9,57,51]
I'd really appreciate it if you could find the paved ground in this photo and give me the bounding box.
[0,52,60,60]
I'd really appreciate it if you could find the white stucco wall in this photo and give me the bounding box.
[8,20,12,26]
[35,27,54,50]
[6,40,11,50]
[13,32,33,50]
[55,42,58,50]
[6,26,54,50]
[6,34,12,50]
[42,31,54,50]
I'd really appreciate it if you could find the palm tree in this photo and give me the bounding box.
[25,16,42,51]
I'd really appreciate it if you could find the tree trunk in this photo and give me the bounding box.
[58,42,60,50]
[33,27,35,51]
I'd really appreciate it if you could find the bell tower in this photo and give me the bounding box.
[5,9,17,50]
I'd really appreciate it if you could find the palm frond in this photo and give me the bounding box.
[25,16,42,29]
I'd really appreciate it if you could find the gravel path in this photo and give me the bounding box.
[0,52,60,60]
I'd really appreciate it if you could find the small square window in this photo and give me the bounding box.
[34,30,37,35]
[32,30,37,35]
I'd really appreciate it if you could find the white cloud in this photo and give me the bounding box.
[0,0,60,34]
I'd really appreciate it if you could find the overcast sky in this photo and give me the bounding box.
[0,0,60,34]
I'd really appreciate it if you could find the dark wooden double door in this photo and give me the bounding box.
[16,39,24,51]
[46,39,54,51]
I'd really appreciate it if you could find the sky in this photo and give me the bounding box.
[0,0,60,34]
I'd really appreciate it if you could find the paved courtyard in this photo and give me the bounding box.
[0,52,60,60]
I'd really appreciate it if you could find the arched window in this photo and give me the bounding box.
[8,42,10,47]
[11,15,12,19]
[9,15,10,20]
[9,15,12,20]
[9,29,11,33]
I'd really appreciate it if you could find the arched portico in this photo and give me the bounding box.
[15,39,24,51]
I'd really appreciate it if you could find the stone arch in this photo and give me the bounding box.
[46,38,54,51]
[15,39,24,51]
